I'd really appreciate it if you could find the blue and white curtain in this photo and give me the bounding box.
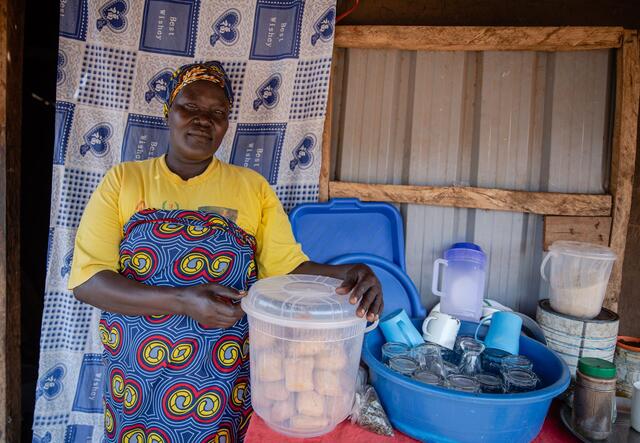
[34,1,336,441]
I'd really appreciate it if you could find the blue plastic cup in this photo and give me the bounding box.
[475,311,523,355]
[379,308,425,347]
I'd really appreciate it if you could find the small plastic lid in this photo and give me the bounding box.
[445,242,486,264]
[617,336,640,352]
[578,357,617,379]
[549,241,617,261]
[242,274,365,329]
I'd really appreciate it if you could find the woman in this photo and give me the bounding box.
[69,61,383,443]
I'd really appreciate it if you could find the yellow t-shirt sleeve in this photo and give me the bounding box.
[68,166,124,289]
[255,181,308,278]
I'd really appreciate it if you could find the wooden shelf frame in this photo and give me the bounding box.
[320,26,640,313]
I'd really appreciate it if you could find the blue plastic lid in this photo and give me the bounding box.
[289,198,406,271]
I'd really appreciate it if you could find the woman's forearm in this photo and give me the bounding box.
[73,270,185,316]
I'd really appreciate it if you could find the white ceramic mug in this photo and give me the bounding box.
[421,311,461,350]
[632,380,640,432]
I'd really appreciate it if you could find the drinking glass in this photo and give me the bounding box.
[476,373,504,393]
[481,348,510,374]
[412,369,444,386]
[382,342,410,364]
[501,355,533,372]
[411,343,446,378]
[502,368,539,393]
[458,338,485,376]
[388,356,420,377]
[446,374,481,393]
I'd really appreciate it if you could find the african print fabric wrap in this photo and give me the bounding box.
[162,61,234,118]
[36,1,335,441]
[101,209,256,442]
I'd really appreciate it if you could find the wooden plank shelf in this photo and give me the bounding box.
[329,181,612,216]
[335,26,625,51]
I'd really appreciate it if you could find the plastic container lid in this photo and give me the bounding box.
[445,242,486,265]
[617,336,640,352]
[242,274,365,329]
[578,357,617,379]
[452,242,482,252]
[549,241,617,261]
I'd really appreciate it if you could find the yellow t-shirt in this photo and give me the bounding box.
[68,155,308,289]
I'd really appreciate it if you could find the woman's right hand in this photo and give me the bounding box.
[180,283,247,328]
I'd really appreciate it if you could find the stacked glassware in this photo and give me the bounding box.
[383,337,541,394]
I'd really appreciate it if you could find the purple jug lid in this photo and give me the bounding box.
[451,242,483,252]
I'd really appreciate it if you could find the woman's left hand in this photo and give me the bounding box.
[336,264,383,322]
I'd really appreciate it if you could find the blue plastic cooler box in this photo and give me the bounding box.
[362,320,570,443]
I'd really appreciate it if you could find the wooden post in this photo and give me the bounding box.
[319,48,338,202]
[606,30,640,312]
[0,0,22,441]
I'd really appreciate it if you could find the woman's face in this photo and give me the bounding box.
[167,80,230,161]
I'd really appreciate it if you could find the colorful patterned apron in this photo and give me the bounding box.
[99,209,257,443]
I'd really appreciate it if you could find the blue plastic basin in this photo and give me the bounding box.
[362,320,570,443]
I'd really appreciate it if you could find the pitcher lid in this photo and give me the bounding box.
[242,274,365,329]
[549,241,617,261]
[451,242,483,252]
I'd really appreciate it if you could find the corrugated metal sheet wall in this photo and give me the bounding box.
[330,48,613,316]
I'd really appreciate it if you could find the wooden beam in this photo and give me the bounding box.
[0,0,22,441]
[335,26,625,51]
[319,48,338,202]
[606,30,640,312]
[543,216,612,250]
[329,181,612,216]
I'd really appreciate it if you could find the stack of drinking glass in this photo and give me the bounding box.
[382,337,540,394]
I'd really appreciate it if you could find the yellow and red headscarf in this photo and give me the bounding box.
[163,61,234,118]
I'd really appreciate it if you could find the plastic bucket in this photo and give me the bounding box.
[540,241,616,319]
[362,320,570,443]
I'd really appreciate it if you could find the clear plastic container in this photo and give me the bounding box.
[432,243,487,322]
[540,241,616,319]
[243,275,368,438]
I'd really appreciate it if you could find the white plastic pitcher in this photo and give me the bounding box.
[540,241,616,319]
[432,243,487,322]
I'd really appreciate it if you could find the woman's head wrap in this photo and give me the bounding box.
[163,61,234,118]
